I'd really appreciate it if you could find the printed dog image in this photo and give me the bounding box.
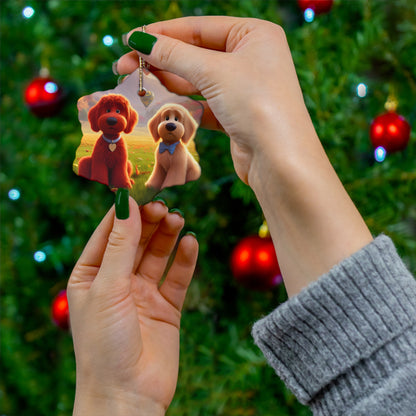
[145,103,201,190]
[78,94,138,189]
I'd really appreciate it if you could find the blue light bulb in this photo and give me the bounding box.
[8,189,21,200]
[34,250,47,263]
[374,146,387,163]
[304,8,315,22]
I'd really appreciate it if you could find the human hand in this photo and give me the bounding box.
[116,16,313,185]
[116,16,372,297]
[67,198,198,415]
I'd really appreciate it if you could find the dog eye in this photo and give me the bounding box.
[106,109,111,113]
[175,117,179,121]
[116,109,120,113]
[165,116,169,121]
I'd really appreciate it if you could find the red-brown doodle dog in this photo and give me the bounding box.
[145,104,201,190]
[78,94,138,189]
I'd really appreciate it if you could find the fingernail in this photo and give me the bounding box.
[115,188,129,220]
[152,196,167,206]
[169,208,184,218]
[122,33,129,46]
[128,31,157,55]
[112,60,119,76]
[117,74,128,85]
[186,231,197,238]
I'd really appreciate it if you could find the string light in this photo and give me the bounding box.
[103,35,114,46]
[374,146,387,163]
[356,83,367,98]
[34,250,47,263]
[22,6,35,19]
[8,189,21,200]
[304,8,315,22]
[44,81,58,93]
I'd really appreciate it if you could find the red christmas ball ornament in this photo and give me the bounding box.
[51,290,69,330]
[370,111,411,153]
[230,235,282,291]
[298,0,334,15]
[24,76,64,117]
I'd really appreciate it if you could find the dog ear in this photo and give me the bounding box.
[87,100,101,132]
[181,108,198,144]
[124,105,138,134]
[147,111,161,142]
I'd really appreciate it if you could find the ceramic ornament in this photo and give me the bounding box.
[74,68,203,204]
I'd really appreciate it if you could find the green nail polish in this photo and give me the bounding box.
[186,231,197,238]
[117,74,128,85]
[115,188,129,220]
[128,31,157,55]
[169,208,184,218]
[152,196,167,206]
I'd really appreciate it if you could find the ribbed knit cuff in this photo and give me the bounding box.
[252,235,416,414]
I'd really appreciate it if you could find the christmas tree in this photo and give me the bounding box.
[1,1,415,415]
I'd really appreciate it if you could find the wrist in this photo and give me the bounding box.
[73,386,165,416]
[246,114,372,296]
[247,108,320,196]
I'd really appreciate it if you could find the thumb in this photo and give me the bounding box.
[126,30,218,92]
[96,193,141,289]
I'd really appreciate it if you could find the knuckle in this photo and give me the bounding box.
[107,228,137,253]
[157,38,181,68]
[274,24,287,40]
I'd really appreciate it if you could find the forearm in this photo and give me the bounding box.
[247,108,373,296]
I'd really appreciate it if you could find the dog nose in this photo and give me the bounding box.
[106,117,118,126]
[165,123,176,131]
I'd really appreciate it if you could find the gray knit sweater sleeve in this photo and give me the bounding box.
[252,235,416,416]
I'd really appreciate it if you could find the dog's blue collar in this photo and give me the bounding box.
[159,141,180,155]
[102,135,121,144]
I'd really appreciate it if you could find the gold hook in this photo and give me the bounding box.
[138,26,147,96]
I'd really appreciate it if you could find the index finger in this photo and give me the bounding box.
[133,15,244,51]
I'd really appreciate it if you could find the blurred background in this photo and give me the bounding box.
[1,1,415,415]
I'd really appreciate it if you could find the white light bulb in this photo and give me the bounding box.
[356,83,367,98]
[103,35,114,46]
[44,81,58,94]
[23,6,35,19]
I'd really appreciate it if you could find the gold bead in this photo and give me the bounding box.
[384,94,398,112]
[258,221,270,238]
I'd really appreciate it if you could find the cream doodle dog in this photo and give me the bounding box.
[145,104,201,190]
